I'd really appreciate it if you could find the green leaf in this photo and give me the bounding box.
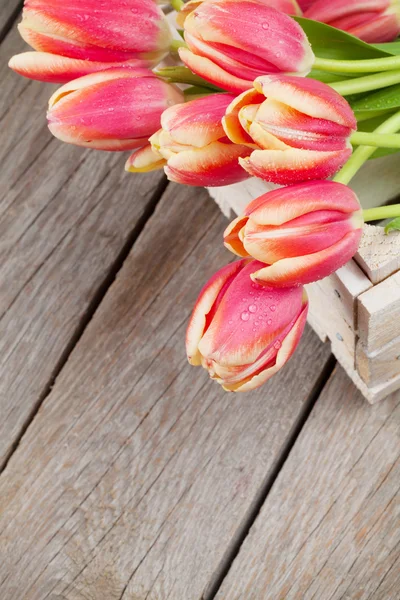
[385,217,400,234]
[373,41,400,56]
[351,83,400,112]
[295,17,391,60]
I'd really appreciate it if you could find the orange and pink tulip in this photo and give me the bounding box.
[9,0,172,83]
[224,181,364,287]
[305,0,400,43]
[223,75,357,185]
[176,0,302,27]
[126,93,252,186]
[186,259,308,392]
[178,0,314,94]
[47,68,184,151]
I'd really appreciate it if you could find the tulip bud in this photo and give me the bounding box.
[176,0,302,27]
[47,68,184,151]
[305,0,400,43]
[9,0,172,83]
[178,0,314,94]
[223,74,357,185]
[224,181,364,287]
[186,259,308,391]
[126,93,252,186]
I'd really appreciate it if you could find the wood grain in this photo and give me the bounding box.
[356,224,400,285]
[215,365,400,600]
[0,29,167,466]
[0,184,331,600]
[0,0,21,42]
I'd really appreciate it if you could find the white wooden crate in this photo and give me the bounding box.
[208,156,400,404]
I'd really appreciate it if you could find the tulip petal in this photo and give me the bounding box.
[239,146,352,184]
[184,2,314,76]
[254,75,357,129]
[223,89,264,145]
[47,68,183,151]
[8,51,148,84]
[164,141,252,186]
[19,0,172,61]
[223,215,249,257]
[178,47,253,94]
[252,229,363,287]
[305,0,390,23]
[160,93,236,148]
[186,260,248,366]
[243,181,361,225]
[198,260,304,366]
[229,300,308,392]
[125,144,166,173]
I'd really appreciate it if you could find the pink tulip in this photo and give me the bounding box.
[224,181,364,287]
[178,0,314,94]
[186,259,308,392]
[126,94,252,186]
[9,0,172,83]
[176,0,302,27]
[47,68,184,151]
[305,0,400,43]
[223,75,357,185]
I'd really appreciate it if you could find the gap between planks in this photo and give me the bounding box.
[203,355,337,600]
[0,177,170,474]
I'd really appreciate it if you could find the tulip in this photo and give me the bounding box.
[224,181,364,287]
[223,74,357,185]
[178,0,314,94]
[297,0,315,10]
[176,0,302,27]
[47,68,184,151]
[305,0,400,43]
[186,259,308,392]
[9,0,172,83]
[126,93,252,186]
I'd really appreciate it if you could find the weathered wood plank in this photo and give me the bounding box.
[356,224,400,285]
[0,38,167,465]
[0,184,331,600]
[215,366,400,600]
[0,0,21,42]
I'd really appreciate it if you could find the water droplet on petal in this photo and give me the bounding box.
[267,319,272,325]
[241,311,250,321]
[249,304,257,313]
[270,305,276,312]
[274,340,282,349]
[262,22,269,29]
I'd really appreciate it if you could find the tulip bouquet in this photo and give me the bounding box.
[9,0,400,392]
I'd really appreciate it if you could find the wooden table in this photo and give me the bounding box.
[1,6,399,600]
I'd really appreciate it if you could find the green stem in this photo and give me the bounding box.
[355,108,394,123]
[313,55,400,74]
[170,38,187,52]
[363,205,400,221]
[170,0,184,10]
[351,131,400,148]
[154,66,222,91]
[334,110,400,185]
[330,70,400,96]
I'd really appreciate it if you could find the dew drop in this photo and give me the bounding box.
[262,22,269,29]
[241,311,250,321]
[270,305,276,312]
[274,340,282,349]
[249,304,257,313]
[267,319,272,325]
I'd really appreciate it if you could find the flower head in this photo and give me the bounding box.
[186,258,309,391]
